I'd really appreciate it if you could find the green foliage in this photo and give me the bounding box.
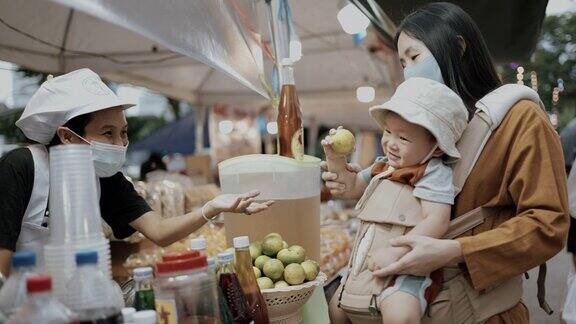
[498,12,576,131]
[126,115,167,143]
[16,67,49,85]
[0,109,27,143]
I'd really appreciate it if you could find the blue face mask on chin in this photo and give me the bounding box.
[403,54,445,84]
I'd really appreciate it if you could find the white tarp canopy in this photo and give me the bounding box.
[0,0,398,130]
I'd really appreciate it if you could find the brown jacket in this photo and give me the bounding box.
[454,100,570,322]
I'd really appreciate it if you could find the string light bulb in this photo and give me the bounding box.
[530,71,538,92]
[516,66,524,85]
[552,87,560,106]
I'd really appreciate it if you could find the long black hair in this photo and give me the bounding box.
[395,2,501,113]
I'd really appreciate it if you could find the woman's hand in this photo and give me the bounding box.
[372,235,464,277]
[368,246,411,273]
[204,190,274,219]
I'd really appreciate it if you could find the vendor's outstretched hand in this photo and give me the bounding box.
[205,190,274,218]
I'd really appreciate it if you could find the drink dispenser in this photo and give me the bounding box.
[219,154,321,260]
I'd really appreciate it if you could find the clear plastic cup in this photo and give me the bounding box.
[48,145,103,245]
[44,240,112,300]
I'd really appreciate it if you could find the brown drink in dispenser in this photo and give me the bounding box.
[277,58,304,160]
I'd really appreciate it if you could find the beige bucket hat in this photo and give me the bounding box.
[16,68,136,144]
[369,77,468,161]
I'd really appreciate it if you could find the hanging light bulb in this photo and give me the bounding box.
[356,86,375,103]
[266,122,278,135]
[218,120,234,135]
[337,1,370,35]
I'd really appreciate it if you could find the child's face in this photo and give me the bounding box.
[381,112,437,168]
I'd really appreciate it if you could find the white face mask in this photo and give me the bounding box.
[62,128,127,178]
[90,141,128,178]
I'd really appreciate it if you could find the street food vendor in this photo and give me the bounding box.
[0,68,273,276]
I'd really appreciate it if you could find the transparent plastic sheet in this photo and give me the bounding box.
[51,0,270,98]
[267,0,301,90]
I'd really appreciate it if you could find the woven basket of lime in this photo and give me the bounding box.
[250,233,327,324]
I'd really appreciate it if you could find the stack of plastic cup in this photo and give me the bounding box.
[43,145,112,301]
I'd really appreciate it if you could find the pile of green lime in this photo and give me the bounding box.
[250,233,320,290]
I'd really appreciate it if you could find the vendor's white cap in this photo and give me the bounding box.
[218,252,234,263]
[369,77,468,162]
[190,237,207,251]
[233,236,250,248]
[16,68,136,144]
[133,310,157,324]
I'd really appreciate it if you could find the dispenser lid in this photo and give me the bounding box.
[219,154,320,175]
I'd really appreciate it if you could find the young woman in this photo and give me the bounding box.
[0,68,273,276]
[324,3,568,323]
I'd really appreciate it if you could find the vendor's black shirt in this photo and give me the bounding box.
[0,147,152,251]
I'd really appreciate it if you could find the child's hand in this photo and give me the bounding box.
[368,246,411,276]
[321,127,346,159]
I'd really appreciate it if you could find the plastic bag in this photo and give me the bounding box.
[563,268,576,324]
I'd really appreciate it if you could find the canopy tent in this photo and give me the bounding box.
[351,0,549,62]
[0,0,267,100]
[130,111,197,155]
[0,0,397,131]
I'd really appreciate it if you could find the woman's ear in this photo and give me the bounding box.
[56,127,73,144]
[457,35,467,56]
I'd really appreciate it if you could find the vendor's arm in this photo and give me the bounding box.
[0,249,11,278]
[99,174,272,247]
[0,148,35,276]
[130,191,272,247]
[456,103,569,290]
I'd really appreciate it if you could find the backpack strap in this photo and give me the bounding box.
[537,263,553,315]
[445,206,498,239]
[452,110,492,195]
